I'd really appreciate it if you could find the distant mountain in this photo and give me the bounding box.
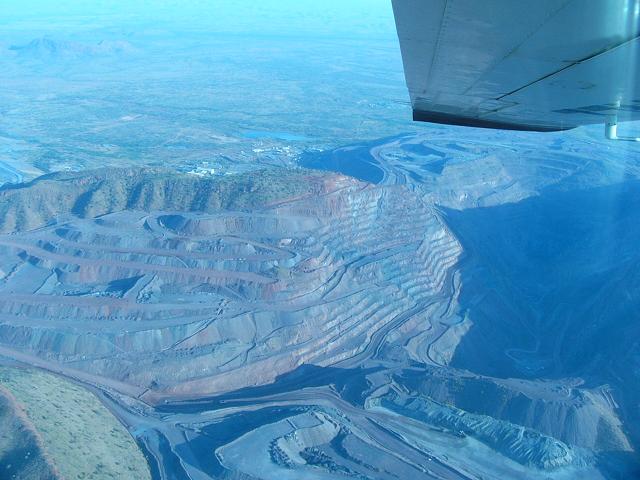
[8,37,135,59]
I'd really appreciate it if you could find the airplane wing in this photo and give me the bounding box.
[392,0,640,132]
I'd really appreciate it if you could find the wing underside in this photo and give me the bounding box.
[392,0,640,131]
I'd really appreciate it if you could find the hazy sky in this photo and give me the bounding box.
[1,1,398,41]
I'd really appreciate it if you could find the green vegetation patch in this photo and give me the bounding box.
[0,367,151,480]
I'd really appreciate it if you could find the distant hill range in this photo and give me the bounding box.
[9,37,136,59]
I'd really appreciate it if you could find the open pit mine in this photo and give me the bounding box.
[0,130,638,479]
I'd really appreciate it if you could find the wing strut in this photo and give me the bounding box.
[605,116,640,142]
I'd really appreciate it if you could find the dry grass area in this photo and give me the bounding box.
[0,366,150,480]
